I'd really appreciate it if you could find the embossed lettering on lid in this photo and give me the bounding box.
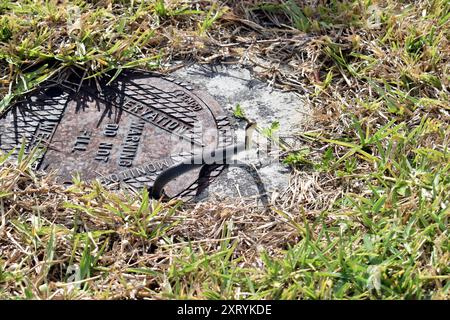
[0,70,233,198]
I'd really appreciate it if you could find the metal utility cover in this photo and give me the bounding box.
[0,70,233,198]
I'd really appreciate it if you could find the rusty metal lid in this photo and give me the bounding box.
[0,69,233,198]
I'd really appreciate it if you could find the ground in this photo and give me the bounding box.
[0,0,449,299]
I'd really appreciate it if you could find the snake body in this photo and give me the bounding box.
[151,122,257,200]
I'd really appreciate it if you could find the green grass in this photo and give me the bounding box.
[0,0,449,299]
[0,0,217,113]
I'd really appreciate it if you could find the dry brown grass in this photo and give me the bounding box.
[1,0,449,299]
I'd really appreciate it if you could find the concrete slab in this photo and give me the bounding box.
[172,64,310,202]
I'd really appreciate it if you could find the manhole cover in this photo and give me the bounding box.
[0,70,233,198]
